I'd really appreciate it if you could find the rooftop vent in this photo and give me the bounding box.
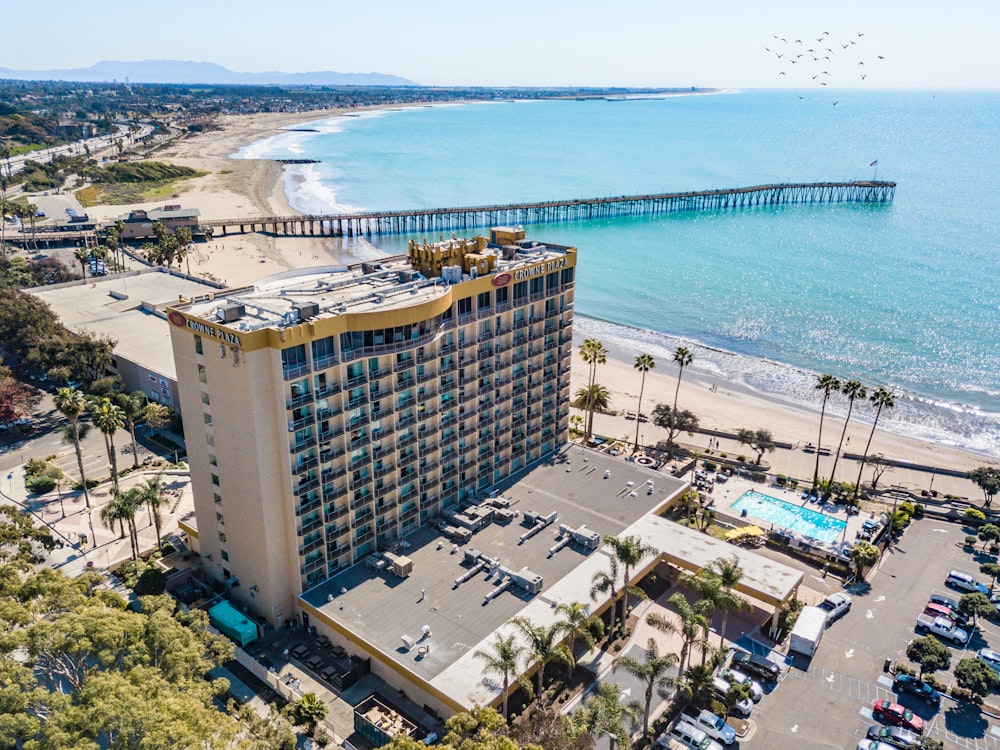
[218,304,245,323]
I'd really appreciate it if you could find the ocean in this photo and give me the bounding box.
[233,90,1000,458]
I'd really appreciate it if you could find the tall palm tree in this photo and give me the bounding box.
[473,632,530,718]
[573,681,639,750]
[590,557,621,635]
[812,374,841,490]
[604,535,658,633]
[116,390,148,469]
[707,556,749,648]
[647,593,707,675]
[679,570,722,665]
[511,617,574,700]
[101,487,141,560]
[74,246,90,281]
[554,601,604,656]
[671,347,693,415]
[632,353,655,453]
[579,339,608,443]
[679,663,716,707]
[55,387,92,509]
[852,387,896,503]
[829,379,867,485]
[612,638,678,741]
[138,473,169,552]
[91,397,126,492]
[572,383,611,444]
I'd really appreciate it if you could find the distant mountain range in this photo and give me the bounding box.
[0,60,418,86]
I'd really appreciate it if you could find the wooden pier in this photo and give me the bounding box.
[201,180,896,239]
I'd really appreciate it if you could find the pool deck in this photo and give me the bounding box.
[707,476,878,559]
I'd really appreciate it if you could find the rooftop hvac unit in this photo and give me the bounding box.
[293,302,320,320]
[463,548,482,565]
[218,303,245,323]
[512,568,543,594]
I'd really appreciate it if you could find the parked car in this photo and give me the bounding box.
[718,667,763,702]
[668,719,724,750]
[946,570,990,595]
[892,674,941,707]
[977,648,1000,675]
[923,602,969,628]
[682,709,736,746]
[928,592,960,610]
[865,726,921,749]
[711,676,753,717]
[857,741,896,750]
[872,700,925,734]
[818,591,853,623]
[729,649,781,683]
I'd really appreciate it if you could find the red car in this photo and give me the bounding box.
[872,700,925,734]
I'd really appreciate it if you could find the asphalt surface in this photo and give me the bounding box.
[742,518,1000,750]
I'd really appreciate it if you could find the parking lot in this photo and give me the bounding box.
[743,518,1000,750]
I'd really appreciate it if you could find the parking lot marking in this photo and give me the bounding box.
[990,725,1000,738]
[875,595,886,602]
[866,609,875,619]
[846,648,855,658]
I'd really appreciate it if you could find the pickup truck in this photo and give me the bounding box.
[818,591,852,624]
[914,614,970,645]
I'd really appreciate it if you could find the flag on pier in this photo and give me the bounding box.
[870,160,878,167]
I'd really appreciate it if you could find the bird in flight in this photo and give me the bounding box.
[858,32,865,37]
[832,101,839,106]
[860,74,867,80]
[776,53,784,58]
[842,43,850,49]
[858,61,865,65]
[779,71,786,75]
[795,39,803,44]
[820,82,827,86]
[822,31,829,35]
[877,55,885,60]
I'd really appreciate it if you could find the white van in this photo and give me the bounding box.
[683,709,737,745]
[669,720,724,750]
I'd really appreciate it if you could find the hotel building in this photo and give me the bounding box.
[167,228,576,622]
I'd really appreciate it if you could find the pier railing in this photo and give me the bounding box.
[201,180,895,238]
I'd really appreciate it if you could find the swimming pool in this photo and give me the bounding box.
[731,490,846,543]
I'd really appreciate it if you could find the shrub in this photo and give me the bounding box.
[965,508,987,522]
[966,535,980,547]
[893,662,914,676]
[751,472,767,483]
[776,474,787,486]
[134,566,167,595]
[899,501,915,516]
[737,455,747,463]
[703,461,717,472]
[25,474,56,494]
[913,503,925,519]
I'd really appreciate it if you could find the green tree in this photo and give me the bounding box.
[981,563,1000,590]
[55,386,92,509]
[957,592,995,629]
[678,570,721,665]
[652,403,699,460]
[143,402,176,434]
[572,383,611,445]
[968,467,1000,508]
[671,346,693,414]
[707,555,751,648]
[175,225,193,274]
[647,593,706,675]
[612,637,678,741]
[116,390,147,470]
[442,706,516,750]
[604,535,658,633]
[573,681,639,750]
[813,374,841,490]
[508,704,594,750]
[829,380,867,484]
[578,339,608,443]
[473,632,530,718]
[954,657,999,698]
[555,601,604,656]
[101,487,142,560]
[679,663,717,708]
[138,473,170,552]
[905,635,951,679]
[512,617,574,701]
[849,540,880,579]
[289,692,327,731]
[91,397,126,492]
[590,557,620,634]
[73,245,90,280]
[979,523,1000,551]
[736,428,776,465]
[632,353,655,453]
[852,387,896,502]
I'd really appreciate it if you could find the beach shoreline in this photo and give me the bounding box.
[75,105,998,494]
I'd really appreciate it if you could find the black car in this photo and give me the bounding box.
[866,725,921,749]
[892,674,941,707]
[729,649,781,683]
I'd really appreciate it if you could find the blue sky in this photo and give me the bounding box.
[6,0,997,88]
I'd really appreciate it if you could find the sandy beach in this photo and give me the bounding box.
[78,108,996,501]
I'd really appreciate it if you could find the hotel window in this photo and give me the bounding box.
[203,413,212,426]
[201,392,210,405]
[561,267,574,284]
[220,550,229,562]
[216,512,225,525]
[513,281,527,301]
[197,364,207,384]
[530,277,544,295]
[206,434,215,447]
[211,474,220,487]
[214,493,222,505]
[546,271,559,290]
[495,286,508,305]
[312,336,335,364]
[457,297,472,316]
[209,454,217,467]
[194,335,203,355]
[477,291,491,311]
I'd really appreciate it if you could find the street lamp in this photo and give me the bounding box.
[607,733,617,750]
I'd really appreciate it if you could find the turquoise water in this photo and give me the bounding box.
[234,90,1000,456]
[731,490,846,543]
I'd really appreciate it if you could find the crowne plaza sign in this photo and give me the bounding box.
[168,310,242,346]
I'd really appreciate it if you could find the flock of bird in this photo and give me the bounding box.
[766,31,885,95]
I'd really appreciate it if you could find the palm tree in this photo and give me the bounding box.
[55,387,92,509]
[579,339,608,443]
[74,246,90,281]
[671,347,693,415]
[91,397,126,492]
[473,632,530,718]
[590,557,621,635]
[612,638,678,741]
[679,570,722,665]
[138,474,169,551]
[555,601,604,656]
[632,354,655,453]
[812,374,841,490]
[828,379,866,485]
[116,390,147,469]
[604,535,658,633]
[512,617,574,700]
[707,556,750,648]
[573,681,640,750]
[647,593,707,675]
[852,387,896,503]
[572,383,611,444]
[101,487,141,560]
[679,663,717,707]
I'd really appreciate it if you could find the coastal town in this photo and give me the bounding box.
[1,67,999,750]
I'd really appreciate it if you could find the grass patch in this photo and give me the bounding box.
[76,160,206,206]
